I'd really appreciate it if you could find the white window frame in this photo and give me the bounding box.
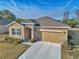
[11,28,21,36]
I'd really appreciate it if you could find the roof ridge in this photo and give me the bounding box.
[36,16,70,28]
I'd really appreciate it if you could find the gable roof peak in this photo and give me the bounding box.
[7,21,24,27]
[37,16,54,20]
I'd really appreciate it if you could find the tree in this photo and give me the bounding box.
[15,18,25,23]
[0,9,16,22]
[63,18,79,27]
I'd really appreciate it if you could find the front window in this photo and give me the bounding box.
[11,28,21,36]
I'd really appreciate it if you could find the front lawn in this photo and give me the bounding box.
[61,43,79,59]
[0,34,8,41]
[0,43,30,59]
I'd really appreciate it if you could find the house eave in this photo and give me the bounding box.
[34,26,71,29]
[7,21,24,27]
[21,23,37,25]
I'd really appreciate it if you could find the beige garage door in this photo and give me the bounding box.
[42,31,65,43]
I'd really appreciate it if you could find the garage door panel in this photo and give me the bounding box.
[42,31,65,43]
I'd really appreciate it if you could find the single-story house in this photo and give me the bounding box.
[0,19,10,33]
[8,16,70,43]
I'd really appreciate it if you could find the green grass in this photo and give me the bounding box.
[0,43,30,59]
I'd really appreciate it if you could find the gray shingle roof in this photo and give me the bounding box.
[36,16,70,28]
[21,19,37,23]
[8,16,70,28]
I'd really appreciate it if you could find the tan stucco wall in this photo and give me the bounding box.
[35,28,68,43]
[9,22,68,43]
[9,23,24,39]
[9,22,36,41]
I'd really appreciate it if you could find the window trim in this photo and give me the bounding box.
[11,28,21,36]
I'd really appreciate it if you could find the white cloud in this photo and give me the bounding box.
[0,0,65,19]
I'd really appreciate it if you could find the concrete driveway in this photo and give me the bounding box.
[18,41,61,59]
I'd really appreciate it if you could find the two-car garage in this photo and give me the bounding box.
[35,28,68,43]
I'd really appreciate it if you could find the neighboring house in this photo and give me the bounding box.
[0,19,10,33]
[8,16,70,43]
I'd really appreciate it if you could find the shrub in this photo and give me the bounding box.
[13,38,23,44]
[4,37,13,43]
[3,37,22,44]
[29,39,36,43]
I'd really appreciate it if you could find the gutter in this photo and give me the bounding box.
[34,26,71,29]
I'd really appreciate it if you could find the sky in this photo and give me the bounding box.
[0,0,79,19]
